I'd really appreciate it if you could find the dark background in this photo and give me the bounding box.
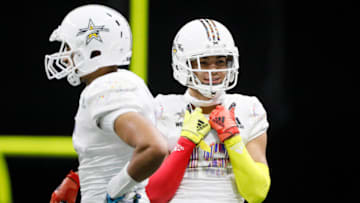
[2,0,357,202]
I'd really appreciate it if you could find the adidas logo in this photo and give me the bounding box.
[172,143,184,152]
[230,142,244,154]
[197,120,208,131]
[213,116,225,127]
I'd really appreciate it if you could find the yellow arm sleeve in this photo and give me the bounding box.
[224,135,271,203]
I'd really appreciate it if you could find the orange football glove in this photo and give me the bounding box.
[50,170,80,203]
[209,105,239,142]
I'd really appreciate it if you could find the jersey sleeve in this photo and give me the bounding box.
[247,96,269,142]
[85,74,147,133]
[154,94,166,120]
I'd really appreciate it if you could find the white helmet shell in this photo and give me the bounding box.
[44,4,132,86]
[172,19,239,98]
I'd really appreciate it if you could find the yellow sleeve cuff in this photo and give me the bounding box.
[224,135,270,203]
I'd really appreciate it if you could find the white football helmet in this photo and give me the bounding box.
[44,4,132,86]
[172,19,239,98]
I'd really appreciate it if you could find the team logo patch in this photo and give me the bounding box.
[175,110,185,127]
[77,19,110,45]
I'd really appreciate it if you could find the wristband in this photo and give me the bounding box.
[107,162,139,199]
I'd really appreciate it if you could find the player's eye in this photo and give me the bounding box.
[216,59,226,65]
[200,61,208,66]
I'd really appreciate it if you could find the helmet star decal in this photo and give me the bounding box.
[77,19,110,45]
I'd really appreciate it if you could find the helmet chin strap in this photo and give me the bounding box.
[197,86,222,98]
[184,89,225,107]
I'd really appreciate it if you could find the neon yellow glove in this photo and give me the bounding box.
[225,135,270,203]
[181,108,211,152]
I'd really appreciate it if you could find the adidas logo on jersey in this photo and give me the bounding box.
[196,120,208,131]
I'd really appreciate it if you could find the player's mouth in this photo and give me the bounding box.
[202,78,222,85]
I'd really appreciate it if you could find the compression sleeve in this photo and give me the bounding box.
[224,135,270,203]
[145,137,195,203]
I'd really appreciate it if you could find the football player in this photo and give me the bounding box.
[145,19,271,203]
[45,4,168,203]
[50,18,271,203]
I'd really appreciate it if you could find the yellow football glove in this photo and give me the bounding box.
[181,108,211,152]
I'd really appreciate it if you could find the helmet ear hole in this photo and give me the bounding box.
[90,50,101,59]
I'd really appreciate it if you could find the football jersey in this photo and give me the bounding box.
[72,70,155,203]
[155,92,269,203]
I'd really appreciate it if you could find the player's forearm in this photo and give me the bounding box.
[107,127,167,199]
[225,135,270,203]
[128,140,168,182]
[106,143,166,199]
[114,112,168,182]
[146,108,209,203]
[146,137,195,203]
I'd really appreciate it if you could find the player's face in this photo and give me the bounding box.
[190,56,228,85]
[60,44,74,67]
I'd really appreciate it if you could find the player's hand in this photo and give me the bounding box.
[106,193,141,203]
[106,193,124,203]
[50,170,80,203]
[209,105,239,142]
[181,108,211,151]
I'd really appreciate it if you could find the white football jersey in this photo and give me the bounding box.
[155,93,269,203]
[72,69,155,203]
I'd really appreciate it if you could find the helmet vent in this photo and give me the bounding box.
[90,50,101,59]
